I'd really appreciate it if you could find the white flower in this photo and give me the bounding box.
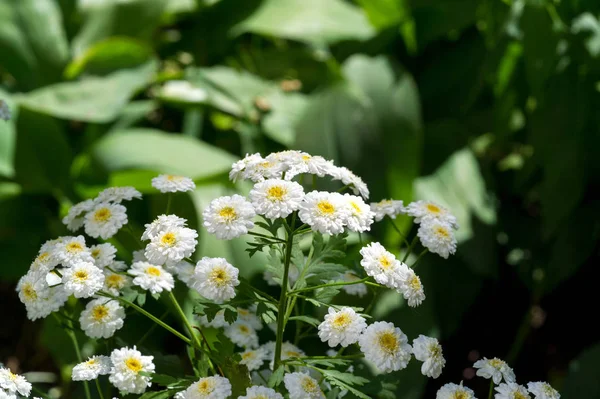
[359,242,404,289]
[84,202,128,239]
[495,382,531,399]
[229,153,263,182]
[527,382,560,399]
[242,157,285,182]
[62,199,95,231]
[133,249,148,262]
[283,372,325,399]
[239,385,283,399]
[236,307,263,330]
[16,270,68,320]
[170,261,196,287]
[144,226,198,265]
[90,243,117,268]
[191,257,239,303]
[96,187,142,204]
[63,262,105,298]
[282,152,335,179]
[152,174,196,193]
[298,191,351,235]
[203,195,256,240]
[0,368,31,397]
[398,267,426,307]
[417,219,457,259]
[179,376,232,399]
[31,249,60,274]
[0,391,16,399]
[103,270,131,296]
[109,346,154,395]
[318,307,366,348]
[405,200,459,229]
[263,342,305,369]
[412,335,445,378]
[473,357,516,384]
[370,199,404,222]
[436,382,476,399]
[358,321,412,373]
[249,179,304,220]
[54,236,94,268]
[344,194,375,232]
[339,271,367,297]
[142,214,187,241]
[79,299,126,339]
[72,356,112,381]
[330,166,369,200]
[129,262,174,295]
[239,347,268,371]
[161,80,207,103]
[224,321,259,348]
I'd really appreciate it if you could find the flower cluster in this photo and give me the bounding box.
[0,367,32,398]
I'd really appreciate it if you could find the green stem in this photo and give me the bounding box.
[488,380,494,399]
[95,379,105,399]
[411,249,429,269]
[166,194,173,214]
[137,309,170,346]
[63,315,91,399]
[273,214,296,370]
[388,219,411,248]
[248,231,286,243]
[288,277,370,295]
[402,236,419,263]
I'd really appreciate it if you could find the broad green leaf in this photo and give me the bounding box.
[232,0,375,45]
[0,0,69,90]
[17,62,156,123]
[0,90,17,178]
[356,0,407,29]
[262,91,309,147]
[92,129,237,179]
[562,343,600,399]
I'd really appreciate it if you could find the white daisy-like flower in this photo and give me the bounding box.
[161,80,207,103]
[129,262,174,295]
[398,267,426,307]
[16,271,68,320]
[298,191,351,235]
[191,257,240,303]
[359,242,404,289]
[224,321,259,348]
[144,225,198,265]
[84,202,128,239]
[54,236,94,268]
[343,194,375,232]
[63,262,105,298]
[243,158,285,182]
[330,166,369,200]
[339,271,368,297]
[249,179,304,220]
[229,153,263,182]
[283,372,325,399]
[62,199,95,231]
[236,307,263,330]
[370,199,405,222]
[0,390,16,399]
[405,200,459,229]
[90,243,117,268]
[283,152,336,180]
[179,376,232,399]
[203,195,256,240]
[95,187,142,204]
[417,219,457,259]
[436,382,476,399]
[152,174,196,193]
[239,347,268,371]
[109,346,154,395]
[103,270,131,296]
[263,341,305,369]
[318,307,367,348]
[495,382,531,399]
[142,214,187,241]
[132,249,148,262]
[79,298,126,339]
[239,385,283,399]
[0,368,32,397]
[412,335,445,378]
[358,321,412,373]
[31,250,60,274]
[527,382,560,399]
[473,357,516,385]
[72,355,112,381]
[169,260,196,287]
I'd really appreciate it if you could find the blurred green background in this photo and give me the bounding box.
[1,0,599,397]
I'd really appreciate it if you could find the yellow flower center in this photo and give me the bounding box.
[86,359,97,366]
[146,266,161,276]
[302,155,311,162]
[489,358,504,368]
[317,200,335,215]
[266,185,287,201]
[74,270,89,281]
[452,391,469,399]
[379,256,392,269]
[125,358,142,373]
[238,308,249,316]
[426,203,441,214]
[409,275,421,291]
[434,226,450,239]
[166,175,182,181]
[332,313,351,330]
[301,376,318,392]
[379,199,392,206]
[238,325,250,333]
[218,206,237,221]
[197,379,215,394]
[37,252,50,262]
[92,305,109,321]
[66,242,83,253]
[94,208,112,222]
[161,232,177,246]
[106,274,125,288]
[514,392,528,399]
[429,343,442,358]
[91,249,101,258]
[209,267,229,286]
[377,331,399,354]
[22,283,37,301]
[241,352,255,360]
[8,372,18,381]
[350,201,362,214]
[285,351,301,358]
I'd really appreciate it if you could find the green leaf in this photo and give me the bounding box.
[138,390,173,399]
[18,61,156,123]
[232,0,375,45]
[92,129,237,179]
[356,0,408,30]
[561,343,600,399]
[288,315,320,327]
[268,365,284,388]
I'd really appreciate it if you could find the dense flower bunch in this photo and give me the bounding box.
[13,150,559,399]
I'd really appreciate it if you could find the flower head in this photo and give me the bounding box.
[203,195,256,240]
[339,271,368,297]
[79,298,126,339]
[344,194,375,233]
[318,307,367,348]
[359,242,404,289]
[142,214,187,241]
[0,368,32,397]
[62,200,95,231]
[54,236,94,268]
[474,357,515,385]
[527,382,560,399]
[84,202,128,239]
[72,356,112,381]
[249,179,304,220]
[90,243,117,268]
[144,225,198,265]
[179,376,232,399]
[239,347,268,371]
[63,262,105,298]
[436,382,476,399]
[370,199,404,221]
[330,166,369,200]
[405,200,459,229]
[412,335,445,378]
[398,267,426,307]
[152,174,196,193]
[16,270,68,320]
[109,346,155,394]
[129,262,174,295]
[417,219,457,259]
[191,257,240,303]
[229,153,263,182]
[358,321,412,373]
[224,321,259,348]
[239,385,283,399]
[283,372,325,399]
[496,382,531,399]
[299,191,351,235]
[103,269,131,296]
[95,187,142,204]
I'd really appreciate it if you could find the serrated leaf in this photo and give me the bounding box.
[268,365,284,388]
